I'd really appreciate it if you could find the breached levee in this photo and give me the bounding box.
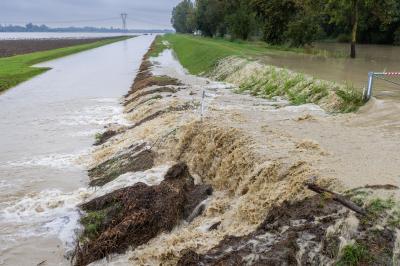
[72,38,400,265]
[208,56,364,113]
[75,163,212,266]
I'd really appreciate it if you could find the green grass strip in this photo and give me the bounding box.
[0,36,132,92]
[163,34,339,75]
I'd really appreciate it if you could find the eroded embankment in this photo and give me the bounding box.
[209,56,364,113]
[73,38,400,266]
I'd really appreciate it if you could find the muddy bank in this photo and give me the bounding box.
[0,36,128,57]
[74,163,212,266]
[178,188,400,265]
[74,38,400,266]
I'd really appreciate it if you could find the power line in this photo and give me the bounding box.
[126,17,167,28]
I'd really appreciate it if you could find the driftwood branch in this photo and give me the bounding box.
[306,183,367,216]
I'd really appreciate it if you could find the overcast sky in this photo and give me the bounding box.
[0,0,181,29]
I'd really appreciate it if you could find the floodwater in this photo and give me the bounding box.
[261,42,400,99]
[0,35,154,265]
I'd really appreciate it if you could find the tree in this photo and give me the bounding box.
[251,0,299,44]
[224,0,258,40]
[326,0,399,58]
[195,0,226,37]
[250,0,322,46]
[171,0,195,33]
[285,14,320,46]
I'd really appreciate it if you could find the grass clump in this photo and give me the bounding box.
[367,198,395,217]
[388,210,400,228]
[0,36,130,92]
[80,210,107,240]
[336,243,371,266]
[237,67,334,107]
[152,75,180,85]
[95,133,103,144]
[335,86,364,113]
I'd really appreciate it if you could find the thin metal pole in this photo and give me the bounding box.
[365,72,374,101]
[201,90,205,121]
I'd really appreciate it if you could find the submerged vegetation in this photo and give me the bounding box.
[162,34,364,113]
[0,36,130,92]
[80,210,107,241]
[337,243,371,266]
[235,66,363,113]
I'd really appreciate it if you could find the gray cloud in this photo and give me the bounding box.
[0,0,181,29]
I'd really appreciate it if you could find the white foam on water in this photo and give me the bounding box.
[59,104,130,127]
[0,180,12,190]
[70,129,100,137]
[3,150,89,170]
[88,164,171,201]
[0,164,171,254]
[0,188,90,251]
[283,104,325,113]
[90,98,120,104]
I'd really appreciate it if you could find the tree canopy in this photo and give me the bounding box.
[171,0,400,57]
[171,0,195,34]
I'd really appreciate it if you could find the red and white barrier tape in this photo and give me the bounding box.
[382,72,400,76]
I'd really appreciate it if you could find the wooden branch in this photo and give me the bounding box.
[306,183,367,216]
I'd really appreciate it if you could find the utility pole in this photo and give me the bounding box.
[120,13,128,31]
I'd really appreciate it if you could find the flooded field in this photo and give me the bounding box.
[0,35,154,265]
[0,32,139,40]
[261,42,400,99]
[0,37,127,57]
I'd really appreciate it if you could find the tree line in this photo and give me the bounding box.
[171,0,400,57]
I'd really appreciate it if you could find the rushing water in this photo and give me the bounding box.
[0,35,154,265]
[261,42,400,99]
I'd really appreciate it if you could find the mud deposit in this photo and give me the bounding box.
[178,193,398,265]
[0,36,125,57]
[75,163,212,265]
[76,38,400,265]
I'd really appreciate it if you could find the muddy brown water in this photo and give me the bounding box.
[260,42,400,99]
[0,35,154,265]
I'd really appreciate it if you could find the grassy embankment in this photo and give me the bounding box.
[0,36,131,92]
[160,34,364,113]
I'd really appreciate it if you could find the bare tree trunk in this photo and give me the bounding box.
[350,0,358,58]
